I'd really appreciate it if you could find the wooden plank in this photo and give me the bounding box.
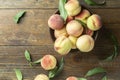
[0,0,119,80]
[90,9,120,24]
[0,10,55,45]
[0,9,119,45]
[0,46,119,80]
[0,0,59,9]
[81,0,120,9]
[0,9,119,24]
[0,0,120,9]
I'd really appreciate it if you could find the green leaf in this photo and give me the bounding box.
[29,62,33,67]
[102,76,107,80]
[24,50,32,62]
[104,45,118,61]
[78,78,87,80]
[49,67,58,78]
[113,45,118,58]
[49,57,64,79]
[14,69,23,80]
[84,0,106,6]
[111,34,118,45]
[55,57,64,75]
[75,19,87,27]
[104,31,119,61]
[59,0,67,21]
[14,11,26,23]
[33,58,42,64]
[104,53,114,61]
[110,34,119,59]
[85,67,106,77]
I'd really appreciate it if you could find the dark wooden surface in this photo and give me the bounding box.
[0,0,120,80]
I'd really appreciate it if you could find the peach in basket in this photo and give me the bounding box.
[48,0,102,55]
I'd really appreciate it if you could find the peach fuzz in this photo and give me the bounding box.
[68,36,77,49]
[65,0,81,16]
[66,76,78,80]
[48,14,64,30]
[34,74,49,80]
[87,14,102,31]
[54,27,68,38]
[66,20,83,37]
[41,55,57,70]
[76,35,94,52]
[54,36,72,55]
[75,9,91,23]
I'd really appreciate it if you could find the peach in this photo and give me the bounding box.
[34,74,49,80]
[87,14,102,31]
[54,36,72,55]
[66,76,78,80]
[68,36,77,49]
[41,55,57,70]
[76,35,94,52]
[65,0,81,16]
[66,16,74,23]
[84,27,94,36]
[54,27,68,38]
[75,9,91,23]
[48,14,64,30]
[66,20,83,37]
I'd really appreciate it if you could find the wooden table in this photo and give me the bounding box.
[0,0,120,80]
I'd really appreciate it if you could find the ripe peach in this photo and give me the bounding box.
[84,27,94,36]
[66,76,78,80]
[54,36,72,55]
[75,9,91,23]
[54,27,68,38]
[87,14,102,31]
[76,35,94,52]
[48,14,64,30]
[66,16,74,23]
[65,0,81,16]
[34,74,49,80]
[66,20,83,37]
[41,55,57,70]
[68,36,77,49]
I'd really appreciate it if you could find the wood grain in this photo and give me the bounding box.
[0,0,119,80]
[0,9,119,45]
[0,46,119,80]
[0,0,120,9]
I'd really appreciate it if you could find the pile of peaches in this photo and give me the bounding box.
[48,0,102,55]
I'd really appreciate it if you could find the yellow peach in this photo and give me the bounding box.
[48,14,64,30]
[66,20,83,37]
[76,35,94,52]
[54,36,72,55]
[68,36,77,49]
[65,0,81,16]
[54,27,68,38]
[41,55,57,70]
[87,14,102,31]
[75,9,91,23]
[66,76,78,80]
[34,74,49,80]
